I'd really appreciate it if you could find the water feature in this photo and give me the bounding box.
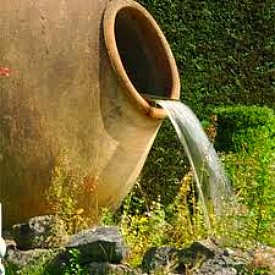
[1,0,230,228]
[157,100,231,225]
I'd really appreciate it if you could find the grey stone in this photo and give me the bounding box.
[12,215,67,250]
[178,239,217,268]
[0,237,6,258]
[141,239,249,275]
[142,246,179,273]
[66,226,127,264]
[5,246,53,268]
[194,262,237,275]
[223,248,235,257]
[141,240,219,274]
[88,262,138,275]
[192,252,247,275]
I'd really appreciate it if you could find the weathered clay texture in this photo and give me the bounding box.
[0,0,180,226]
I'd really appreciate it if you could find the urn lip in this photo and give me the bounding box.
[103,0,180,120]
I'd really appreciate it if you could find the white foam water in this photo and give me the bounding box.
[157,100,231,226]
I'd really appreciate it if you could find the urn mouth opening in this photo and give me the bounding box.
[103,0,180,119]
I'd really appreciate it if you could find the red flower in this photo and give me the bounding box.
[0,67,12,77]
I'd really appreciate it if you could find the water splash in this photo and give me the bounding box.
[157,100,231,226]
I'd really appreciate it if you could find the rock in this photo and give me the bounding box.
[0,263,4,275]
[142,246,179,273]
[194,265,237,275]
[222,255,247,273]
[142,240,219,274]
[48,227,127,274]
[5,246,52,268]
[66,226,127,264]
[0,237,6,258]
[223,248,235,257]
[190,240,218,257]
[191,248,247,275]
[178,240,217,265]
[45,249,70,275]
[192,256,238,275]
[12,215,67,250]
[142,240,248,275]
[88,262,138,275]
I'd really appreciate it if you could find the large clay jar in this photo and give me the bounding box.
[0,0,180,226]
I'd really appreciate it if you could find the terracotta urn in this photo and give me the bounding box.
[0,0,180,226]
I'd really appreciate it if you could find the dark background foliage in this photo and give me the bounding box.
[136,0,275,206]
[138,0,275,113]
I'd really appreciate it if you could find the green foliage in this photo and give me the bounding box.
[118,193,168,266]
[116,174,211,267]
[214,105,275,152]
[5,249,89,275]
[138,0,275,218]
[47,151,91,236]
[64,249,88,275]
[214,105,275,129]
[5,250,55,275]
[138,0,275,112]
[136,0,275,249]
[253,269,270,275]
[139,119,189,207]
[213,105,275,246]
[120,105,275,267]
[6,103,275,271]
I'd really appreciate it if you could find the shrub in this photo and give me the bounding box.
[138,0,275,112]
[136,0,275,216]
[213,105,275,246]
[138,119,189,208]
[47,150,92,237]
[214,105,275,152]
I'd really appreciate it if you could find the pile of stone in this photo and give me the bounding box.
[3,215,272,274]
[142,241,247,275]
[5,218,135,275]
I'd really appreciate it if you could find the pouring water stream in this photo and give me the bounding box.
[157,100,231,228]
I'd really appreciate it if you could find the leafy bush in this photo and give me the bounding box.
[138,0,275,112]
[124,105,275,265]
[214,105,275,152]
[113,179,210,268]
[5,250,55,275]
[137,0,274,217]
[47,151,93,236]
[213,105,275,246]
[138,119,189,207]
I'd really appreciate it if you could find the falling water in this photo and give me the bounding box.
[157,100,230,226]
